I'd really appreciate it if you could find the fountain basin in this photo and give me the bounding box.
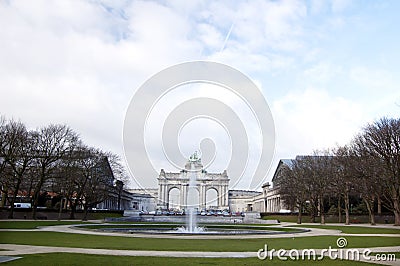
[76,223,308,235]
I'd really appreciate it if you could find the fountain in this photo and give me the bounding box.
[182,151,203,233]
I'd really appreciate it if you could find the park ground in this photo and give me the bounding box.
[0,220,399,265]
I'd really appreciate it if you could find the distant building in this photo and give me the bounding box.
[228,190,262,212]
[125,188,158,212]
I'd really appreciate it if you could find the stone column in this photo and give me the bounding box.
[183,184,187,209]
[201,184,206,209]
[179,185,185,210]
[159,184,163,206]
[158,183,162,205]
[272,198,275,212]
[223,185,228,207]
[220,186,224,207]
[162,185,168,207]
[218,186,222,208]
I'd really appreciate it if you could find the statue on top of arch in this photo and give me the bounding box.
[185,151,203,170]
[189,151,200,162]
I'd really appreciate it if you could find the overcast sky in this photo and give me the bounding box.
[1,0,399,189]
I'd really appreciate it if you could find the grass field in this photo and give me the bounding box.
[0,221,94,229]
[290,225,400,234]
[263,215,301,223]
[0,231,399,251]
[2,253,373,266]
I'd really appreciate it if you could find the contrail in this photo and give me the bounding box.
[220,23,234,53]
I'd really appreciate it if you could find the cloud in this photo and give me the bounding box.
[331,0,353,13]
[303,62,343,84]
[350,66,394,90]
[1,0,399,189]
[272,88,366,157]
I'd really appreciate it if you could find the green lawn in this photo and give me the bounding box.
[290,225,400,234]
[2,253,372,266]
[88,212,123,220]
[0,231,399,251]
[263,215,301,223]
[0,221,94,229]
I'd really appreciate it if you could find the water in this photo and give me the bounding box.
[175,226,205,233]
[185,161,199,233]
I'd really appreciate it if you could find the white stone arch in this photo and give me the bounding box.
[205,187,218,210]
[157,158,230,211]
[168,186,180,210]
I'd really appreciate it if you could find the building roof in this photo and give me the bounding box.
[271,159,294,183]
[281,159,294,168]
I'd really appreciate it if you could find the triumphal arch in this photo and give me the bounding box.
[157,153,229,210]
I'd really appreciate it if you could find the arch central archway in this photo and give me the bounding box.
[168,187,180,209]
[206,188,218,210]
[187,187,200,211]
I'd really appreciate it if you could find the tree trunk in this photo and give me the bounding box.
[8,177,22,219]
[0,186,7,207]
[297,203,303,224]
[370,212,375,225]
[69,199,76,220]
[344,193,350,225]
[338,196,342,223]
[320,213,325,224]
[310,199,317,223]
[393,199,400,226]
[364,198,376,225]
[31,177,44,220]
[320,196,325,225]
[377,196,382,215]
[82,205,89,221]
[58,198,63,221]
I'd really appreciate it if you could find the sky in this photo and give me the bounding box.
[1,0,399,190]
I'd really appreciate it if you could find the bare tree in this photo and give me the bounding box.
[356,118,400,225]
[333,146,355,225]
[68,146,109,219]
[31,124,79,219]
[350,139,384,225]
[0,116,6,171]
[311,151,334,224]
[0,116,8,207]
[104,151,128,185]
[51,143,83,218]
[277,159,310,224]
[81,156,114,220]
[2,120,36,218]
